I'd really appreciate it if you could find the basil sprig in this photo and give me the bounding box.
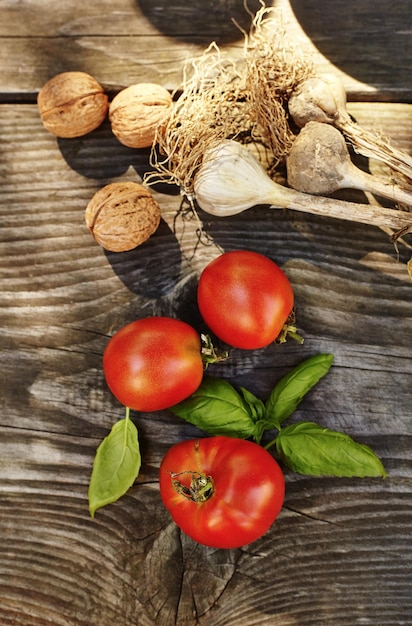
[276,422,387,478]
[88,407,141,517]
[89,352,386,515]
[265,353,334,429]
[171,353,386,479]
[170,376,261,440]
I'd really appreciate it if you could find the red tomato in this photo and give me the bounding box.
[103,317,203,412]
[197,250,294,349]
[159,436,285,549]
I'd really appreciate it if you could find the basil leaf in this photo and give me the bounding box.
[88,414,141,517]
[170,375,259,440]
[238,386,266,423]
[276,421,387,478]
[265,353,334,428]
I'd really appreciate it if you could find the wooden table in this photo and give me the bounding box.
[1,1,411,624]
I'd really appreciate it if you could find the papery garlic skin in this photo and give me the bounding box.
[193,140,293,216]
[286,121,412,207]
[288,73,350,128]
[289,73,412,181]
[191,140,412,232]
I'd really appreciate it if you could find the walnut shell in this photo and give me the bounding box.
[109,83,173,148]
[85,182,161,252]
[38,71,108,138]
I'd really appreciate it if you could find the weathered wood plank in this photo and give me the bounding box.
[1,0,412,621]
[0,96,411,624]
[0,0,263,38]
[0,431,411,626]
[1,102,411,348]
[0,0,411,99]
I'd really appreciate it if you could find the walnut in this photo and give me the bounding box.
[109,83,173,148]
[37,71,108,138]
[85,182,161,252]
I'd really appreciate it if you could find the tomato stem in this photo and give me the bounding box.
[276,323,304,345]
[276,310,304,345]
[170,470,215,503]
[264,437,278,451]
[200,333,229,368]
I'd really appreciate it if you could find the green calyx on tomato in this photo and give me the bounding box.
[200,332,229,366]
[274,310,304,345]
[170,470,215,503]
[197,250,298,349]
[159,436,285,549]
[103,317,226,413]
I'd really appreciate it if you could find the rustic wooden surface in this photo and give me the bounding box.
[1,1,411,625]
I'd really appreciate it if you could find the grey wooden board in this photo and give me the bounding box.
[1,0,411,624]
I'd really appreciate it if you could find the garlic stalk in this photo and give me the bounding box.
[288,73,412,181]
[193,140,412,232]
[286,122,412,207]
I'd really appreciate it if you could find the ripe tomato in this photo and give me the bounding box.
[103,316,203,412]
[159,436,285,549]
[197,250,294,349]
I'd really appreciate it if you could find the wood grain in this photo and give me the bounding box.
[1,1,412,624]
[1,98,411,625]
[1,0,411,99]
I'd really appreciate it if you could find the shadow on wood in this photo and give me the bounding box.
[135,0,263,44]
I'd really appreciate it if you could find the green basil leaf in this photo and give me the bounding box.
[88,414,141,517]
[265,353,334,428]
[276,421,387,478]
[170,375,259,440]
[238,386,266,423]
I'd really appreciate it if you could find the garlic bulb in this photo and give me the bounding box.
[288,73,350,128]
[193,140,294,215]
[193,140,412,232]
[288,73,412,181]
[286,122,412,207]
